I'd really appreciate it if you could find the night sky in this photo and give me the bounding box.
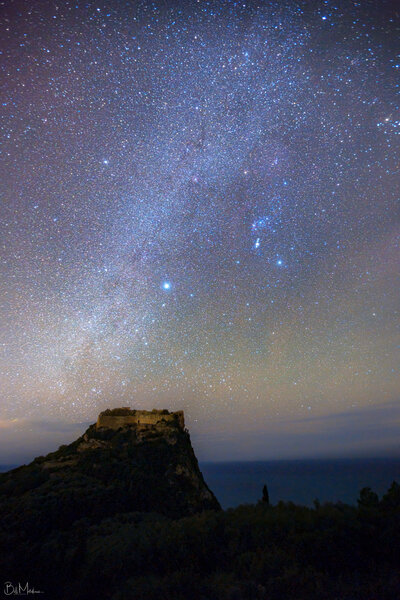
[1,0,399,463]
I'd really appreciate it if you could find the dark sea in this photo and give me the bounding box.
[200,458,400,509]
[2,458,400,509]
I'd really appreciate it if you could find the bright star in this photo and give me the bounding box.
[162,281,172,290]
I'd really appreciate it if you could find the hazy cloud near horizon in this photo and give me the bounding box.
[1,402,399,465]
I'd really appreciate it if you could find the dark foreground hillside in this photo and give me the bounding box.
[1,411,399,599]
[1,483,400,599]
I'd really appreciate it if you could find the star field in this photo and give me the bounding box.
[0,0,399,461]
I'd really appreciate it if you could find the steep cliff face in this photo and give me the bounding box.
[0,409,220,535]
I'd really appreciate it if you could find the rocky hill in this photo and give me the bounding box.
[1,410,400,600]
[0,408,220,536]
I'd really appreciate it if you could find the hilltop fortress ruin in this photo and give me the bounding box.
[96,407,185,431]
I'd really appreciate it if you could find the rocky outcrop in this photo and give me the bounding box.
[0,408,220,528]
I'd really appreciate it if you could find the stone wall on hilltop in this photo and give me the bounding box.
[96,408,185,430]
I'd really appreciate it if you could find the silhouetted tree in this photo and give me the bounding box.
[381,481,400,510]
[357,486,379,508]
[262,483,270,505]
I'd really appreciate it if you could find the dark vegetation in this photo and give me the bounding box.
[1,478,399,600]
[1,424,399,599]
[261,483,270,505]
